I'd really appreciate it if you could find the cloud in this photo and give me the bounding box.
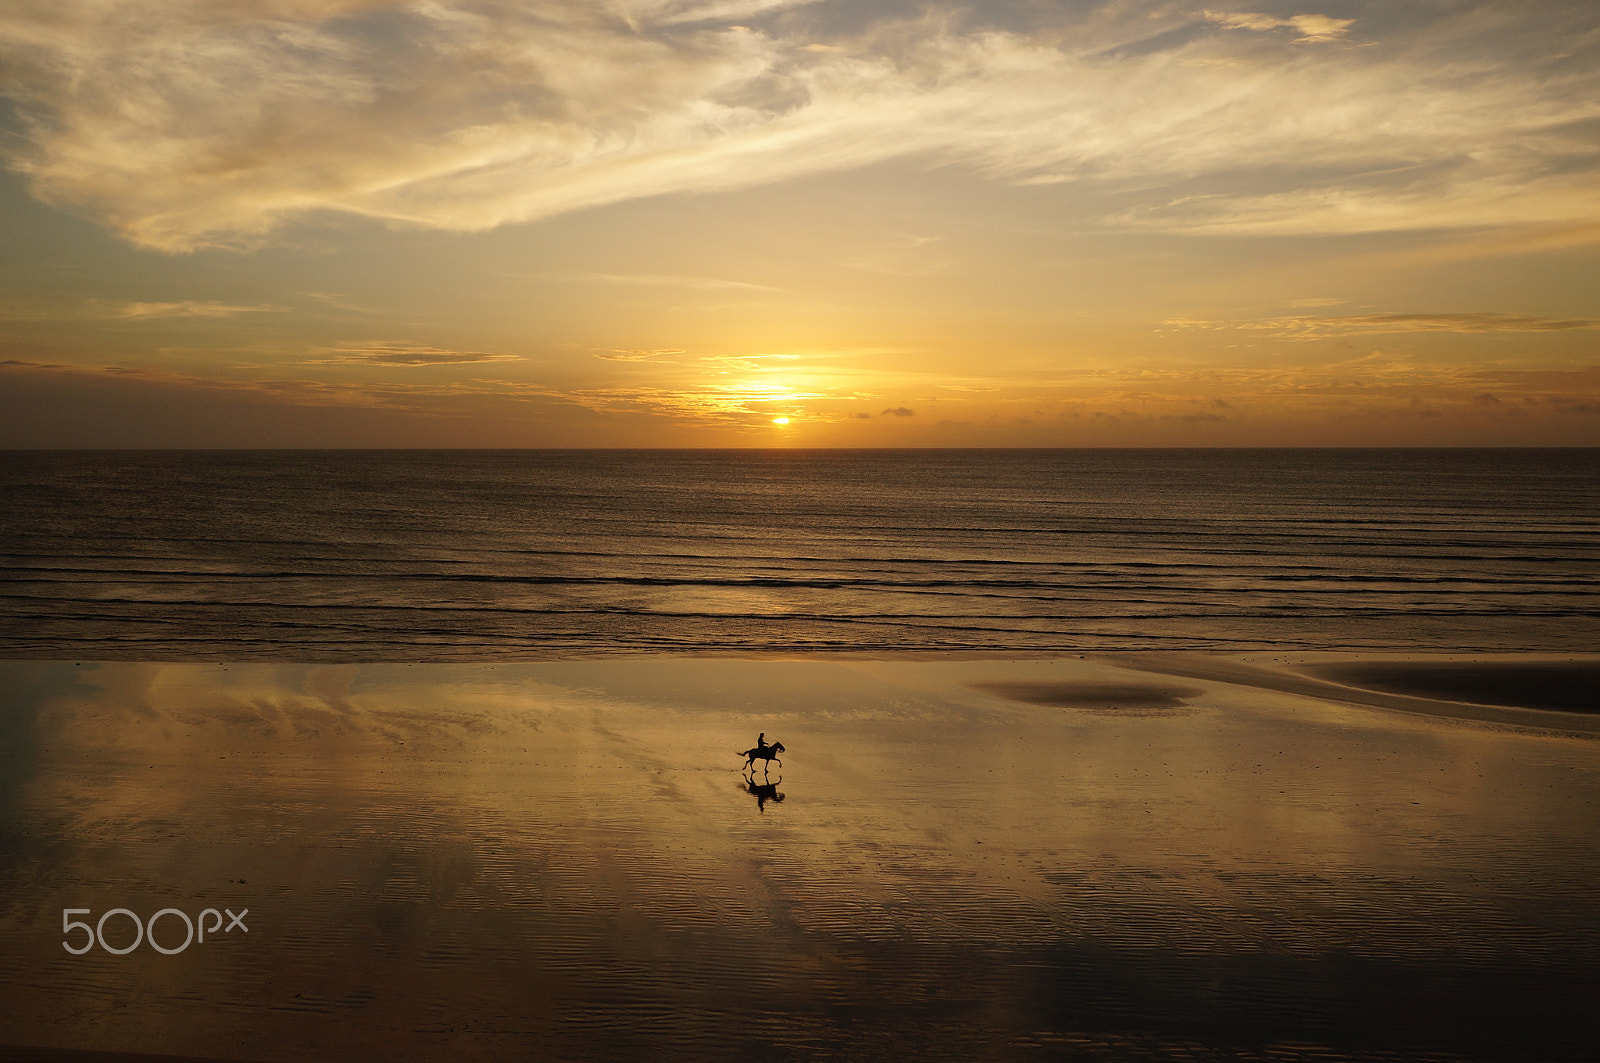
[0,298,283,322]
[566,273,780,292]
[625,0,824,28]
[881,406,915,416]
[699,351,802,370]
[0,357,479,408]
[1165,312,1600,339]
[6,353,1597,444]
[551,383,811,426]
[594,348,688,361]
[309,343,520,366]
[101,300,282,319]
[104,300,278,316]
[3,2,1598,250]
[1203,11,1354,44]
[1,358,71,369]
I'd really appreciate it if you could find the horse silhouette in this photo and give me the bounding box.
[740,739,785,771]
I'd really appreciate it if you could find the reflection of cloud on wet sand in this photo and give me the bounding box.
[3,658,1600,1059]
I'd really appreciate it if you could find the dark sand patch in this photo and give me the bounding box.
[1110,654,1600,734]
[1301,661,1599,714]
[969,681,1204,715]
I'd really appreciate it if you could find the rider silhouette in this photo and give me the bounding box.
[741,731,783,774]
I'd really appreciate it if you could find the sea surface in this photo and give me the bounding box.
[2,448,1596,659]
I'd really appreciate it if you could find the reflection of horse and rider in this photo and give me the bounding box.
[743,774,784,811]
[739,732,786,811]
[740,731,785,772]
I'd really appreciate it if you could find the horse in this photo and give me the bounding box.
[740,740,785,771]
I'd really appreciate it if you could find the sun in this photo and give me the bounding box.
[771,416,791,425]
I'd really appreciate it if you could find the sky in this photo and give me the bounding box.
[2,0,1598,448]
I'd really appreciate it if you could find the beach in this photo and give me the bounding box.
[2,654,1597,1062]
[3,0,1598,1050]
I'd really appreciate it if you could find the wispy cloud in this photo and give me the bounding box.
[2,1,1595,250]
[1165,312,1600,339]
[1202,11,1354,44]
[1,358,72,370]
[309,343,521,366]
[552,381,828,426]
[566,273,780,292]
[299,291,384,315]
[699,352,802,371]
[1,298,284,322]
[644,0,824,27]
[6,353,1598,439]
[594,348,688,361]
[102,300,281,319]
[0,358,483,409]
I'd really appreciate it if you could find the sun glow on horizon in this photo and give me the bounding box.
[0,0,1596,447]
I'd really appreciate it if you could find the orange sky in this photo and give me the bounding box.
[2,0,1598,447]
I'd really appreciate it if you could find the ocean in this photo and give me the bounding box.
[2,448,1596,659]
[5,451,1600,1063]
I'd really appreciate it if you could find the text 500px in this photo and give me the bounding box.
[62,907,248,954]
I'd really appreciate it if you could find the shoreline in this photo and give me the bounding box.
[6,649,1594,727]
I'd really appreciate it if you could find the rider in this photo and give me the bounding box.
[756,732,768,753]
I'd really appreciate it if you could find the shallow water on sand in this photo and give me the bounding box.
[2,657,1598,1061]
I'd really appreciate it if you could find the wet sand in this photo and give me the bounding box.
[1,655,1598,1062]
[1297,659,1600,714]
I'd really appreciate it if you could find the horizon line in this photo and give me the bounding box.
[6,445,1598,454]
